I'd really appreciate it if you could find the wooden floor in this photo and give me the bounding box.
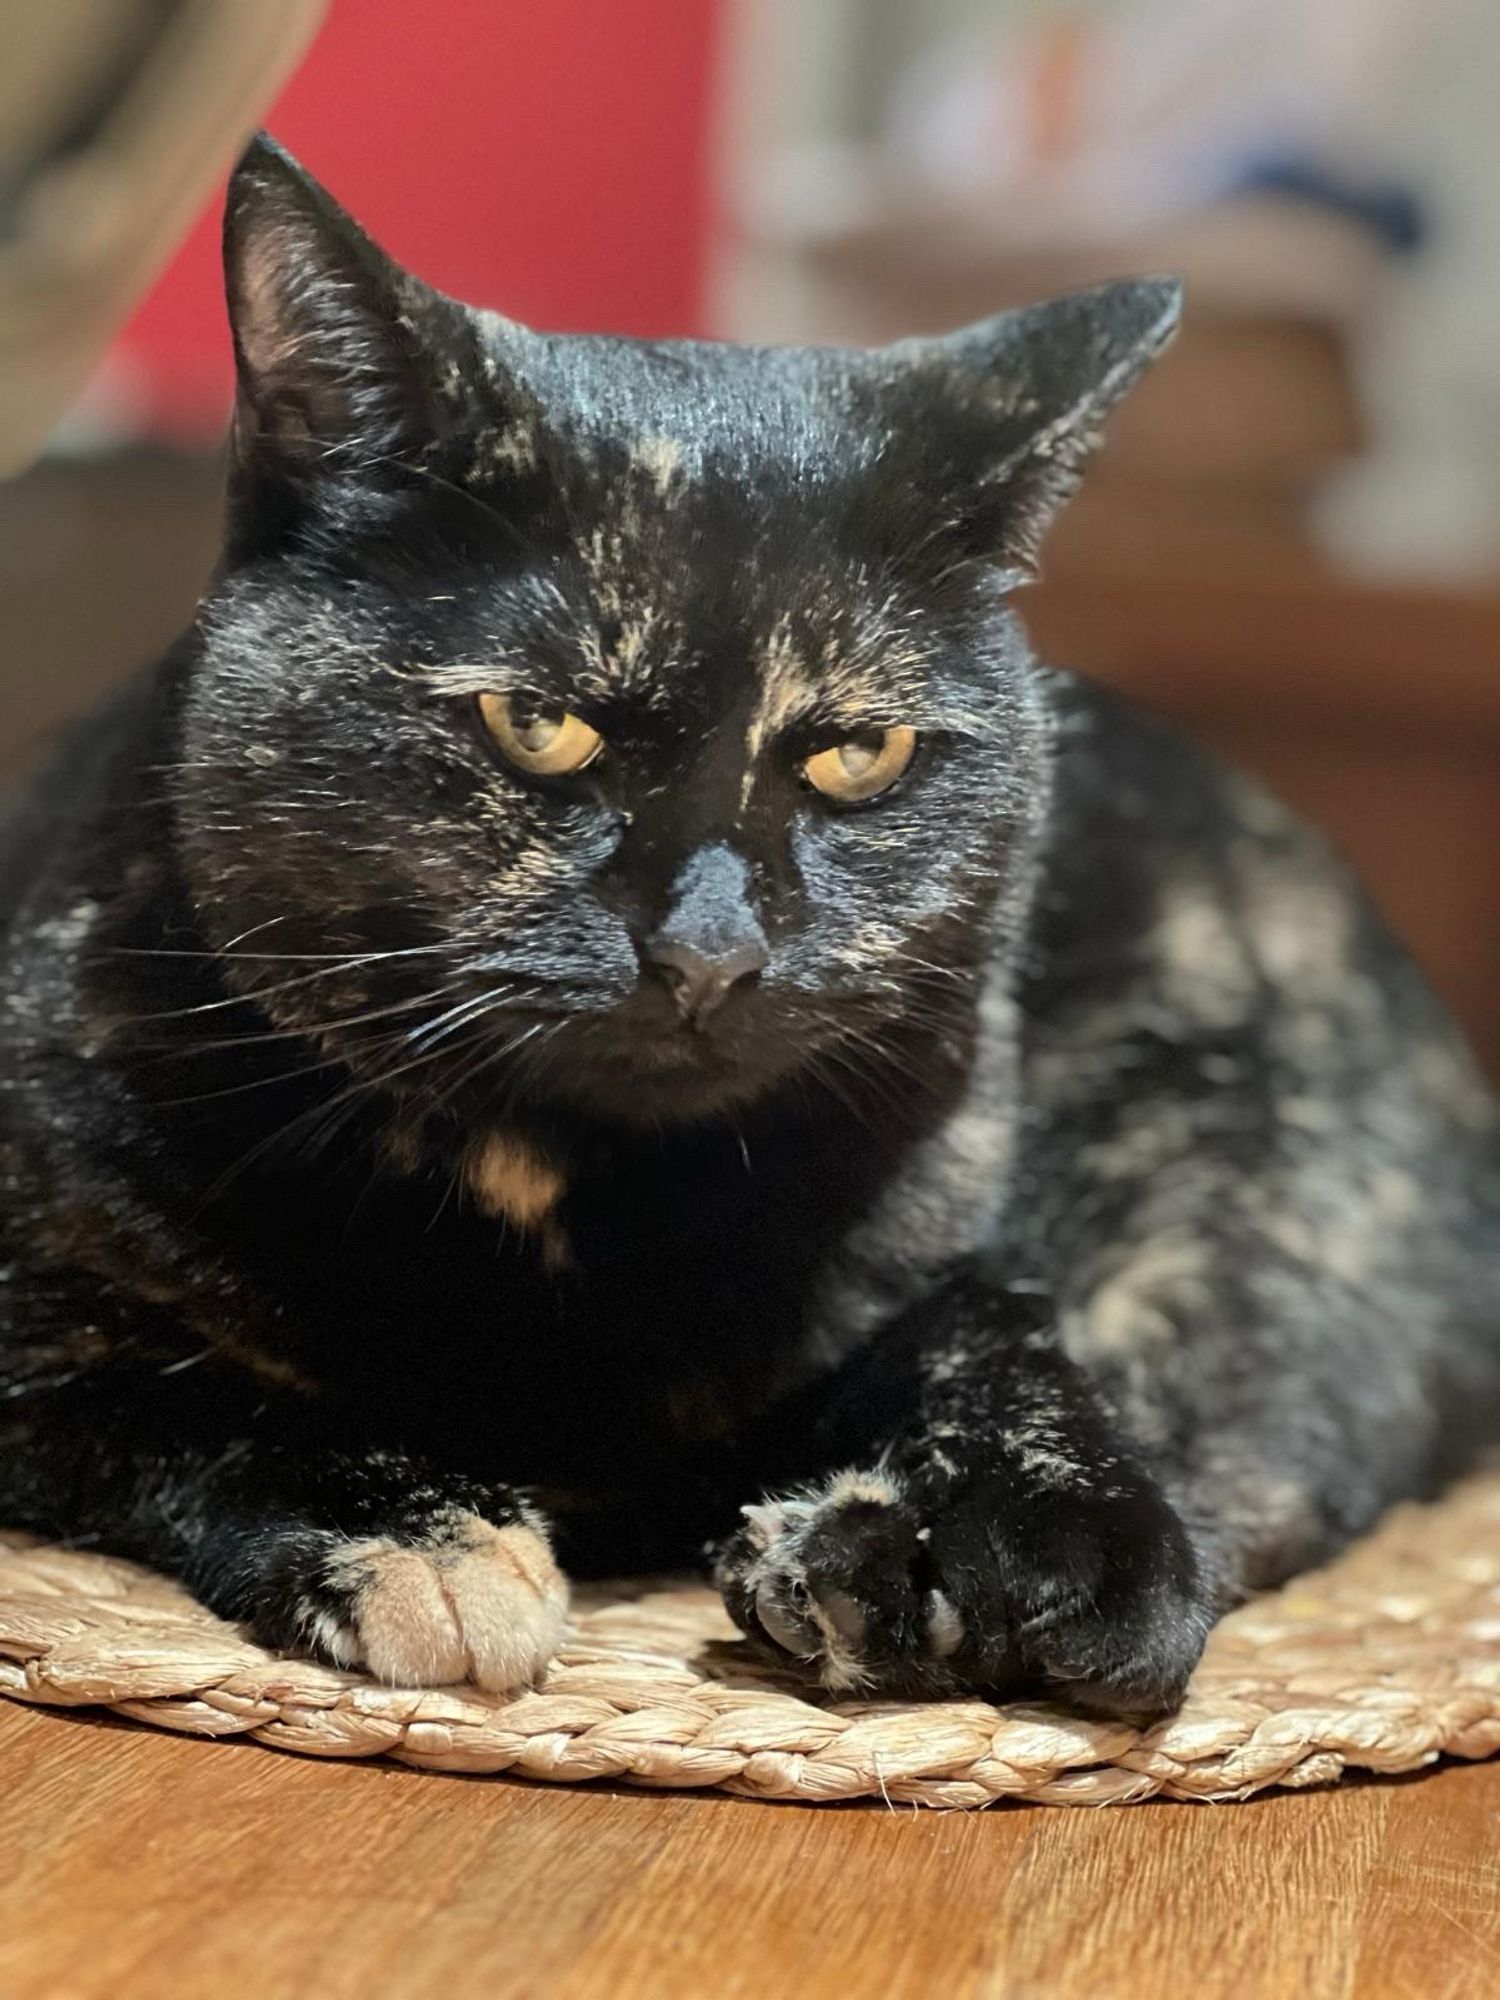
[2,1705,1497,2000]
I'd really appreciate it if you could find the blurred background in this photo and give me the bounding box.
[6,0,1500,1067]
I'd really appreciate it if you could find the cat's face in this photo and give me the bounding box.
[175,139,1176,1132]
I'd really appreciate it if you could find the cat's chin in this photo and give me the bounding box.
[524,1023,805,1129]
[547,1056,791,1128]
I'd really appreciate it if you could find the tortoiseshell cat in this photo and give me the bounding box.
[2,138,1497,1713]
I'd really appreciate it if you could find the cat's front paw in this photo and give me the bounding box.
[252,1508,569,1692]
[715,1463,1210,1716]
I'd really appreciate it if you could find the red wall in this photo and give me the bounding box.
[116,0,722,437]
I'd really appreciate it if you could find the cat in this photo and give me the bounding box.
[2,135,1497,1716]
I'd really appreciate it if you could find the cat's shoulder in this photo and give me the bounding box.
[0,666,168,933]
[1041,669,1251,847]
[1025,666,1394,1014]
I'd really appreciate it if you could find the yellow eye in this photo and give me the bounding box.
[479,692,603,775]
[801,725,917,803]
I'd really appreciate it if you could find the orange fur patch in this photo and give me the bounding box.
[465,1134,566,1229]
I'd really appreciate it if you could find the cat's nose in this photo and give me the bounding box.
[645,936,768,1025]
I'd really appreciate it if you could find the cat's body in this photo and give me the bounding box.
[2,139,1497,1711]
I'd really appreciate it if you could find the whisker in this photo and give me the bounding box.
[140,989,452,1063]
[186,988,564,1202]
[100,942,477,967]
[110,954,462,1029]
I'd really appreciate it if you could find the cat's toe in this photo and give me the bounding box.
[990,1480,1212,1716]
[277,1511,568,1691]
[717,1471,957,1693]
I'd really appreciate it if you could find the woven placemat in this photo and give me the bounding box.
[2,1478,1498,1808]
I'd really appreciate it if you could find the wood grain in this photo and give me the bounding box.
[2,1702,1495,2000]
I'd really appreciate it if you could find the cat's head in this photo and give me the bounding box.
[174,136,1177,1133]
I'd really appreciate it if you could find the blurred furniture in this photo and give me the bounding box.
[0,453,222,780]
[1,1,325,474]
[103,0,726,444]
[3,0,724,460]
[784,206,1374,580]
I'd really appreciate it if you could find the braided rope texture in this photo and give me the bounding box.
[2,1479,1498,1808]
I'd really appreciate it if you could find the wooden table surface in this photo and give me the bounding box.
[2,1703,1496,2000]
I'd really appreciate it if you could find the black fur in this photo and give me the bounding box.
[2,136,1497,1711]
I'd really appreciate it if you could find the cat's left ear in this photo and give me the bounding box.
[902,277,1182,580]
[223,133,477,484]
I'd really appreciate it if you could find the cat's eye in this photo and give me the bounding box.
[801,725,917,803]
[479,692,603,776]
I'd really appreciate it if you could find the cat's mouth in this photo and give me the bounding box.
[392,970,905,1131]
[518,985,816,1125]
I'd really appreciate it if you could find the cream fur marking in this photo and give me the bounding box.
[924,1589,966,1659]
[465,1133,565,1229]
[326,1514,568,1692]
[1154,876,1256,1027]
[628,432,684,494]
[822,1468,903,1509]
[741,618,815,809]
[1080,1236,1213,1358]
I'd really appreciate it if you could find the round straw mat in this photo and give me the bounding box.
[2,1477,1498,1808]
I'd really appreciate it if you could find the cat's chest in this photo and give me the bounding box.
[279,1130,870,1461]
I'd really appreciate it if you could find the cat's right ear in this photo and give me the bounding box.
[222,134,472,490]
